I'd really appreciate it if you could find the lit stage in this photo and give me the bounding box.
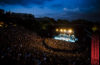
[54,34,78,42]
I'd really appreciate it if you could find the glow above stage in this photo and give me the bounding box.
[54,34,78,43]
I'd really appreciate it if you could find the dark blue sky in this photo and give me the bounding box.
[0,0,100,21]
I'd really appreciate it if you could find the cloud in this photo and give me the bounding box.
[51,4,63,8]
[63,8,80,12]
[0,0,53,6]
[62,11,100,21]
[44,10,100,21]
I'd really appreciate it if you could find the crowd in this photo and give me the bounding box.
[45,38,79,50]
[0,25,91,65]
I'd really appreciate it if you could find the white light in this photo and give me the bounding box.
[60,29,63,32]
[64,29,67,32]
[68,29,73,33]
[56,29,59,32]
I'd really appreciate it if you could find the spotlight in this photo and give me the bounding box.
[64,29,67,32]
[60,29,63,32]
[68,29,73,33]
[56,29,59,32]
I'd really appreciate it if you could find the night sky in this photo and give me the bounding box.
[0,0,100,21]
